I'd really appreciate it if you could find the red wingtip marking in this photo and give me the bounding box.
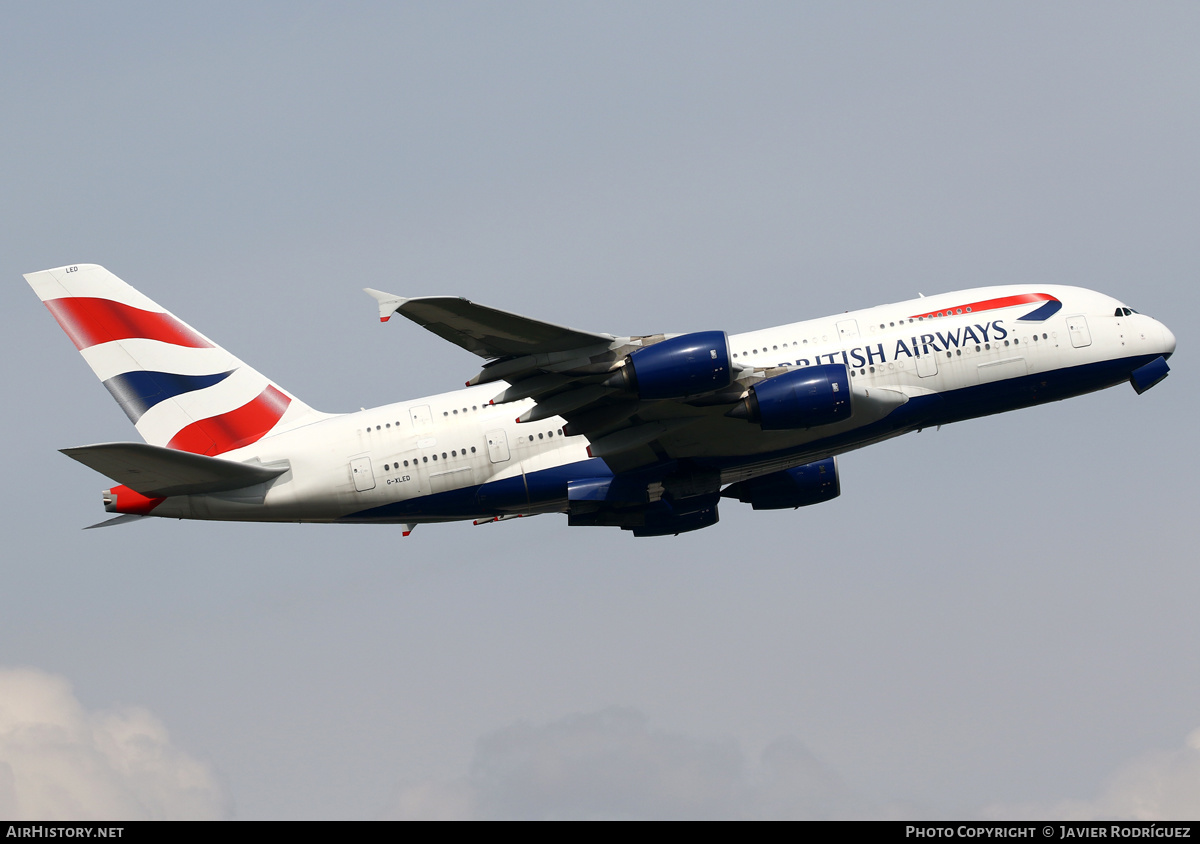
[586,446,593,458]
[402,530,412,537]
[489,400,494,405]
[380,316,390,323]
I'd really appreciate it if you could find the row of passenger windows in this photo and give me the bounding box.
[911,308,972,320]
[378,426,566,472]
[384,447,478,470]
[731,314,979,358]
[366,404,487,433]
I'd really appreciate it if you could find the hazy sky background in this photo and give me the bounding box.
[1,2,1197,820]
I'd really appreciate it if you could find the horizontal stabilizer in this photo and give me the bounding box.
[61,442,287,497]
[84,513,147,530]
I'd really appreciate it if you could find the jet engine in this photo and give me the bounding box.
[727,364,850,430]
[721,458,840,510]
[606,331,733,399]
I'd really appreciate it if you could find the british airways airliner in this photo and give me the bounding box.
[26,264,1175,536]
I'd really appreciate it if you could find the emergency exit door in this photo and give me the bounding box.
[350,457,376,491]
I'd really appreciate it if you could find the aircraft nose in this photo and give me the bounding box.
[1160,322,1177,358]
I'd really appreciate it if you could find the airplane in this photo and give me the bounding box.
[25,264,1175,537]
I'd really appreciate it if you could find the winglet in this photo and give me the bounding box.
[364,288,408,323]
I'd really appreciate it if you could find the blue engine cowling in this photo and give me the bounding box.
[611,331,733,400]
[728,364,850,430]
[630,496,720,537]
[721,458,840,510]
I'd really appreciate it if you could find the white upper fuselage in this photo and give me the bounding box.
[149,283,1175,524]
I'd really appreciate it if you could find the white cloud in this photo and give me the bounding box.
[383,707,887,820]
[984,729,1200,821]
[0,667,232,820]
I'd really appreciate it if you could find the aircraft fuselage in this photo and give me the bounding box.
[137,283,1174,528]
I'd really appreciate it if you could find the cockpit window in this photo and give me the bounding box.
[1115,307,1138,317]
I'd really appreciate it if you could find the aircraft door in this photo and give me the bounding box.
[486,429,510,463]
[915,353,938,378]
[1067,315,1092,348]
[410,405,432,428]
[350,457,376,491]
[836,319,859,342]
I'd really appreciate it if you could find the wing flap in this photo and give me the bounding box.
[61,442,287,497]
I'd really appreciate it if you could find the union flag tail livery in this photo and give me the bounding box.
[26,263,1175,535]
[25,264,326,456]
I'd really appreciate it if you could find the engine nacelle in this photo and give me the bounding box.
[608,331,733,399]
[721,458,840,510]
[728,364,850,430]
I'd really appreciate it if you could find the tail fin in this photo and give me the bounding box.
[26,264,328,455]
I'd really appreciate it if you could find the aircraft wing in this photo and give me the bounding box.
[369,290,758,474]
[365,291,616,358]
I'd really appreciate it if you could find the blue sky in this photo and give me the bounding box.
[1,2,1197,819]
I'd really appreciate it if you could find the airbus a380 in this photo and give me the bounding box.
[26,264,1175,537]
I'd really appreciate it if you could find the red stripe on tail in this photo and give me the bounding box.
[167,385,292,456]
[44,298,213,351]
